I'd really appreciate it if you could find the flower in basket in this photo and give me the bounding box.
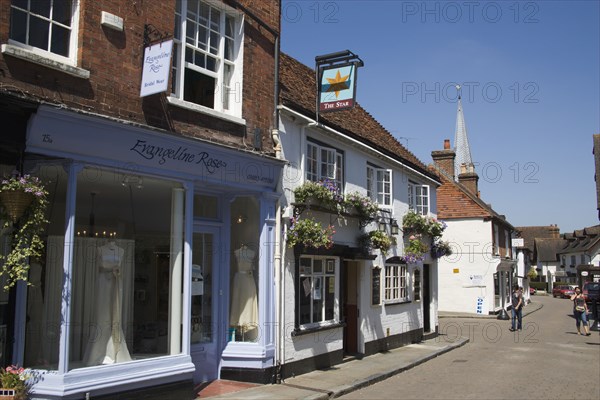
[344,192,379,221]
[1,365,30,400]
[0,173,49,290]
[287,217,335,249]
[401,234,429,263]
[293,180,343,211]
[402,210,446,238]
[430,240,453,259]
[358,230,394,255]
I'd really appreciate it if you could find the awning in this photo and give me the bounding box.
[497,260,517,272]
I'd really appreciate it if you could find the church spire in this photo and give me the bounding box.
[454,85,473,181]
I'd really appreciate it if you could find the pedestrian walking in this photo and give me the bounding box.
[570,286,591,336]
[510,284,523,331]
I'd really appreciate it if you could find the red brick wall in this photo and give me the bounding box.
[0,0,280,153]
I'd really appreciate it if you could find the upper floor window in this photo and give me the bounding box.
[306,140,343,191]
[408,181,429,215]
[173,0,243,116]
[493,224,500,256]
[367,165,391,207]
[384,263,408,303]
[9,0,77,63]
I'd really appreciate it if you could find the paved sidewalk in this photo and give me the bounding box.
[438,299,544,319]
[199,301,544,399]
[199,337,468,399]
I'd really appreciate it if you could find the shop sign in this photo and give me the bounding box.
[318,63,357,112]
[140,39,173,97]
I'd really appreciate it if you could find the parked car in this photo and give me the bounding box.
[552,285,575,298]
[529,287,537,295]
[582,282,600,305]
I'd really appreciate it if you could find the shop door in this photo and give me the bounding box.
[343,261,358,355]
[423,264,431,333]
[190,227,220,383]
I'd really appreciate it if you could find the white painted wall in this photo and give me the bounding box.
[278,113,439,363]
[437,218,501,314]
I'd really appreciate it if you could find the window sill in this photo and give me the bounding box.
[291,321,345,337]
[383,299,411,306]
[1,44,90,79]
[166,96,246,126]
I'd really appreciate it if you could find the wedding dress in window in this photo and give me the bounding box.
[84,242,132,365]
[230,246,258,336]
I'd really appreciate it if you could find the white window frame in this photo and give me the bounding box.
[306,141,343,191]
[493,224,500,256]
[367,165,392,207]
[172,0,244,119]
[408,181,429,215]
[383,263,408,303]
[7,0,80,66]
[298,256,339,328]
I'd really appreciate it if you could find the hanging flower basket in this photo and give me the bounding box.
[0,191,35,223]
[0,174,49,291]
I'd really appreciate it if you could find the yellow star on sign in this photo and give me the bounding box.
[326,70,350,98]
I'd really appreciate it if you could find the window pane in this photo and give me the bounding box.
[183,67,215,108]
[210,8,220,31]
[53,0,72,26]
[193,194,218,219]
[313,259,323,274]
[9,9,27,43]
[299,277,312,325]
[209,31,219,55]
[225,15,234,37]
[31,0,50,18]
[312,276,323,322]
[230,196,260,342]
[191,233,213,344]
[50,24,70,57]
[66,168,184,370]
[29,16,50,51]
[12,0,28,9]
[325,276,335,320]
[186,19,195,44]
[224,37,234,61]
[198,26,208,50]
[21,164,68,370]
[206,55,216,72]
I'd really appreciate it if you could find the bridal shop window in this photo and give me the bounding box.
[229,196,259,342]
[23,165,186,370]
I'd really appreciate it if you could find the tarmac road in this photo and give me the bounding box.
[340,295,600,400]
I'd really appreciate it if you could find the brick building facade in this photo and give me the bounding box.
[0,1,283,398]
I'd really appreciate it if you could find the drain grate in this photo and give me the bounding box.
[452,359,468,363]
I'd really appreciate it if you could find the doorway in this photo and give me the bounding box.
[190,226,220,382]
[422,264,431,333]
[342,261,358,355]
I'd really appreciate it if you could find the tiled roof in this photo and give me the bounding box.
[433,165,513,227]
[515,225,560,252]
[279,53,438,182]
[535,238,568,262]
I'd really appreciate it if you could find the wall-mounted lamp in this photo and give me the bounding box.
[236,215,247,224]
[378,220,387,232]
[390,219,399,235]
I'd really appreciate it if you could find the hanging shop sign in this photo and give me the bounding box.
[318,63,357,112]
[140,39,173,97]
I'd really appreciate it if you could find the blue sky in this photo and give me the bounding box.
[280,0,600,233]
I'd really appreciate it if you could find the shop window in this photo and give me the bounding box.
[22,165,185,370]
[298,256,338,327]
[384,263,408,303]
[172,0,242,117]
[9,0,78,63]
[191,232,213,344]
[229,196,260,342]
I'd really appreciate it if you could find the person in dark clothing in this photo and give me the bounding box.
[510,284,523,331]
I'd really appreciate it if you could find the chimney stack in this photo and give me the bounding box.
[550,224,560,238]
[458,162,479,197]
[431,139,456,180]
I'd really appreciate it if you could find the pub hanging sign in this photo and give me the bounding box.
[140,39,173,97]
[318,63,358,112]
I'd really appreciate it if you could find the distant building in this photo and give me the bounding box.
[431,94,516,315]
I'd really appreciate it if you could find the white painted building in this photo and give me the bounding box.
[431,94,516,316]
[274,54,441,378]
